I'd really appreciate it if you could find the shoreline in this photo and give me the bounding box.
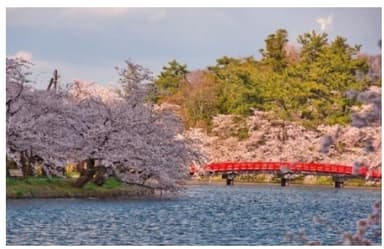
[6,177,381,200]
[185,179,382,191]
[6,188,156,199]
[6,177,156,199]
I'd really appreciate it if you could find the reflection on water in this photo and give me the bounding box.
[7,185,381,245]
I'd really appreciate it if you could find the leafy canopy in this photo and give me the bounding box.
[150,29,373,129]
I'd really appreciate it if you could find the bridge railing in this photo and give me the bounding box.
[198,162,381,179]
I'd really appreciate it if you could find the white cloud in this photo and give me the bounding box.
[13,50,33,61]
[316,14,333,31]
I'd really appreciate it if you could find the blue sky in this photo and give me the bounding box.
[6,8,382,88]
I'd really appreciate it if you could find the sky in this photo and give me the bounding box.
[6,7,382,89]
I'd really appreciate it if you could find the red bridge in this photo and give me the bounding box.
[190,162,381,188]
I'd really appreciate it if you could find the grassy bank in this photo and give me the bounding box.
[7,175,380,199]
[6,177,155,199]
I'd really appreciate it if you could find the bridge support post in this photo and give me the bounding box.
[226,178,234,185]
[281,178,288,187]
[279,173,291,187]
[225,172,236,186]
[333,176,345,188]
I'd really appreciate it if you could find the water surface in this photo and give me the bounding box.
[7,185,381,245]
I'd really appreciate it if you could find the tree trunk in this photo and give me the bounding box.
[92,166,107,186]
[20,152,34,177]
[6,157,17,177]
[73,158,96,188]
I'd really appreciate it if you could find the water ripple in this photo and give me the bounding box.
[7,185,381,245]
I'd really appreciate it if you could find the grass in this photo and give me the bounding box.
[6,176,153,199]
[103,177,122,189]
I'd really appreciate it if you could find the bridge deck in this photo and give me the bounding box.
[191,162,381,179]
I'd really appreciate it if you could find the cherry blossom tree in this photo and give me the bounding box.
[285,201,381,245]
[66,80,202,189]
[6,57,32,117]
[6,58,203,190]
[114,60,154,97]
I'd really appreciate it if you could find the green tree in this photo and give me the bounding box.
[151,29,373,131]
[209,56,264,115]
[260,29,289,72]
[154,59,188,101]
[294,33,369,125]
[297,30,328,64]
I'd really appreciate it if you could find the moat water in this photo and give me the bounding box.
[6,184,381,245]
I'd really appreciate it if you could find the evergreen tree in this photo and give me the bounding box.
[294,33,369,125]
[260,29,289,72]
[151,29,373,129]
[209,56,263,115]
[154,59,188,101]
[297,30,328,64]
